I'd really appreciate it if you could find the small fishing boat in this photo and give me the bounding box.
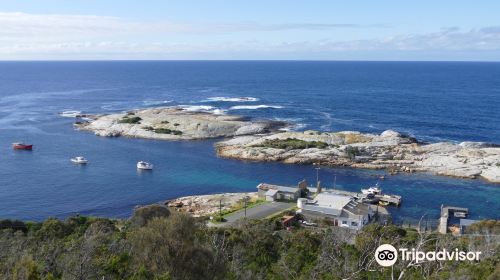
[71,156,88,164]
[12,143,33,150]
[137,161,153,170]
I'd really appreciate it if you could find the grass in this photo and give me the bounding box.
[118,116,142,124]
[253,138,329,150]
[211,198,268,223]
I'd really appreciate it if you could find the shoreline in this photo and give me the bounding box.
[75,107,500,184]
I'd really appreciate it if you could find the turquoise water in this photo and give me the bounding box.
[0,61,499,221]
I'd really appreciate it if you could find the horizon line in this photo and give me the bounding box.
[1,59,500,63]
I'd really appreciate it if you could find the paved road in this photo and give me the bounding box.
[210,201,294,227]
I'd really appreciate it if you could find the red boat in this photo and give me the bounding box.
[12,143,33,150]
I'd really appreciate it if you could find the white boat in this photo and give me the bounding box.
[361,186,381,195]
[71,156,88,164]
[137,161,153,170]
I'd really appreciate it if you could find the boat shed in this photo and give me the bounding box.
[257,183,301,202]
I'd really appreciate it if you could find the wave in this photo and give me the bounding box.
[229,105,283,110]
[203,96,259,102]
[142,100,173,106]
[58,110,82,118]
[177,105,227,115]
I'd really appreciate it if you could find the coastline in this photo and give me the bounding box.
[76,108,500,184]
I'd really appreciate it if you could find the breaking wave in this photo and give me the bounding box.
[58,110,82,118]
[177,105,227,115]
[203,96,259,102]
[142,100,173,106]
[229,105,283,110]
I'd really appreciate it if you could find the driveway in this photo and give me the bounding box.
[210,201,295,227]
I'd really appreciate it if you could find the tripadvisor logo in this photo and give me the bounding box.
[375,244,398,267]
[374,244,482,267]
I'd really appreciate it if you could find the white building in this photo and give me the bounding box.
[297,192,375,230]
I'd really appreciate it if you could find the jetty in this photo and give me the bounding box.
[438,205,469,234]
[323,189,402,206]
[258,180,402,206]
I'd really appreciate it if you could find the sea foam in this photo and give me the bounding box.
[58,110,82,118]
[203,96,260,102]
[229,105,283,110]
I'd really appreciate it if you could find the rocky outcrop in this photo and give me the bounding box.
[75,107,283,140]
[216,130,500,183]
[165,192,258,217]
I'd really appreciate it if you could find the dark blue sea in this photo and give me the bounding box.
[0,61,499,222]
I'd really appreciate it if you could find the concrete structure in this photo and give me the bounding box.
[257,183,301,202]
[297,192,375,230]
[438,205,469,234]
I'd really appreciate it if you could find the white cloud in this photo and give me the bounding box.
[1,12,499,60]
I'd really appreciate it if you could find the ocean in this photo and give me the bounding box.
[0,61,499,222]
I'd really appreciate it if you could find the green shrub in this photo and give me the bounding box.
[142,126,154,131]
[160,121,170,124]
[118,116,142,124]
[154,128,172,134]
[173,123,180,126]
[153,128,182,135]
[254,138,328,150]
[345,146,360,160]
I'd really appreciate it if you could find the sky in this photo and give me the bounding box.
[1,0,500,61]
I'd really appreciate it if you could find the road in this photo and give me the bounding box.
[210,201,294,227]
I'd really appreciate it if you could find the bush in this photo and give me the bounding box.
[130,205,171,227]
[118,116,142,124]
[153,128,182,135]
[345,146,360,160]
[254,138,328,150]
[142,126,154,131]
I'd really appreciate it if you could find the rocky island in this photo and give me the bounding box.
[216,130,500,183]
[74,108,500,183]
[75,107,284,140]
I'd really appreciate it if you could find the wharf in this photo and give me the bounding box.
[323,189,402,206]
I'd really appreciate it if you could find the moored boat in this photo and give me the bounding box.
[71,156,88,164]
[12,143,33,150]
[137,161,153,170]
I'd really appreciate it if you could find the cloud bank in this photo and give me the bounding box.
[1,12,499,60]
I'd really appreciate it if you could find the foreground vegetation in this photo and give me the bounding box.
[0,207,498,280]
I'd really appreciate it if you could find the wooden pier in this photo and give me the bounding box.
[438,205,469,234]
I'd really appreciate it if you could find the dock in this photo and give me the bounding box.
[438,205,469,234]
[321,189,402,206]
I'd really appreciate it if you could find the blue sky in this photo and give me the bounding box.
[1,0,500,60]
